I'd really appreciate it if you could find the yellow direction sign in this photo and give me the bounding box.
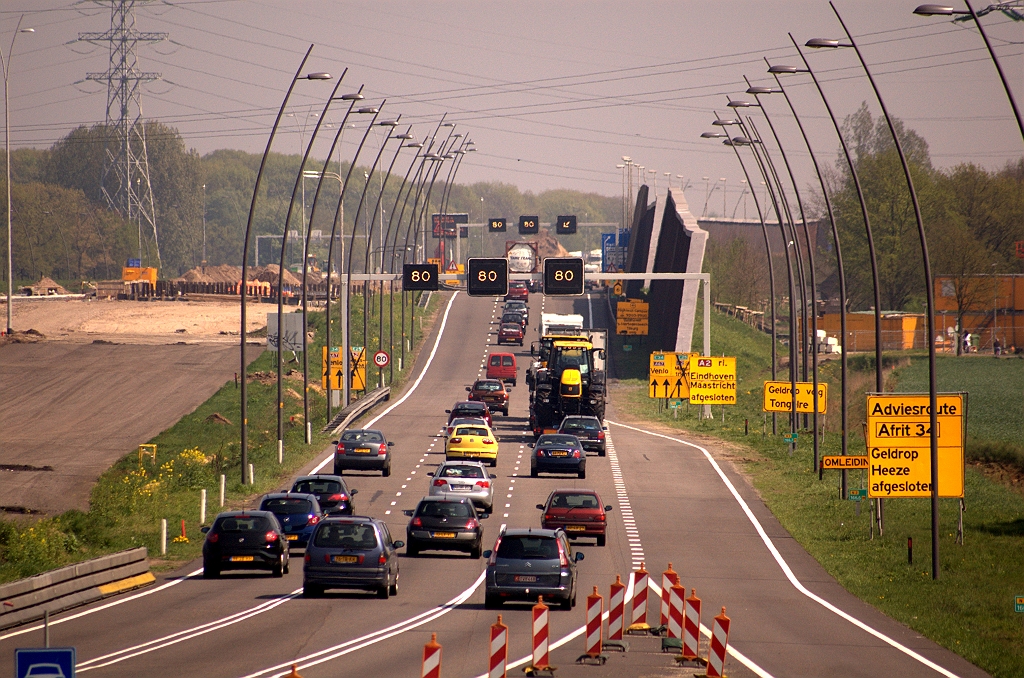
[322,346,344,390]
[349,346,367,392]
[763,381,828,414]
[687,356,737,405]
[616,300,649,336]
[865,393,966,499]
[648,352,697,399]
[820,455,868,470]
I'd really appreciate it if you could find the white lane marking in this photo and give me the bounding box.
[312,292,460,474]
[608,419,962,678]
[240,572,486,678]
[77,589,301,671]
[0,568,203,641]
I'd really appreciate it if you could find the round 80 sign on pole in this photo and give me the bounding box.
[373,351,390,368]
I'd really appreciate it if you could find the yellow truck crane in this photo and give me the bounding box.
[528,336,606,436]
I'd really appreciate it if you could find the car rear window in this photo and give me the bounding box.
[455,426,489,437]
[475,381,502,391]
[502,356,514,366]
[341,430,383,442]
[261,498,313,514]
[537,434,578,446]
[502,314,521,323]
[561,419,600,432]
[217,516,271,532]
[550,493,599,509]
[500,324,521,332]
[314,522,379,549]
[454,405,487,416]
[293,480,342,495]
[490,356,501,366]
[417,502,473,518]
[439,465,485,478]
[497,536,558,560]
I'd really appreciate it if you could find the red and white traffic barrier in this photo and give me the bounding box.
[585,587,603,657]
[667,583,685,639]
[660,562,679,626]
[530,596,552,671]
[489,615,508,678]
[608,574,626,641]
[422,633,442,678]
[683,588,702,661]
[627,562,650,631]
[706,606,731,677]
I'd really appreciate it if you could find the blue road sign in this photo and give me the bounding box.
[15,648,76,678]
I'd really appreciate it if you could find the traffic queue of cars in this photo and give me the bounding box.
[201,285,611,610]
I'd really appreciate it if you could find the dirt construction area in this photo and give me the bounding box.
[0,297,272,517]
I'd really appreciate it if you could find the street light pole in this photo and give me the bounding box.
[2,17,32,335]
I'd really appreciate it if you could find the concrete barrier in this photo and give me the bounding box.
[0,547,153,630]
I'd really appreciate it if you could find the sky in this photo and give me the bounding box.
[2,0,1022,214]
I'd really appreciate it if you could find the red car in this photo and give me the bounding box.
[497,323,524,346]
[536,489,613,546]
[467,379,510,416]
[505,281,529,302]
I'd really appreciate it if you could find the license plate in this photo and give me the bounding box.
[432,531,456,538]
[551,450,569,457]
[230,556,254,562]
[286,535,298,541]
[354,447,372,454]
[514,575,537,583]
[566,525,586,532]
[449,485,471,491]
[332,555,358,564]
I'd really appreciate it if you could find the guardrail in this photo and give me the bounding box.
[0,547,153,630]
[321,386,391,435]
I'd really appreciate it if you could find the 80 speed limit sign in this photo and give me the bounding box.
[373,350,390,368]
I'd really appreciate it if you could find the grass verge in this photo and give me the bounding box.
[610,305,1024,677]
[0,291,445,583]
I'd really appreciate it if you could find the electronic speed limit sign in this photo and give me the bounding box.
[373,351,390,368]
[402,263,439,291]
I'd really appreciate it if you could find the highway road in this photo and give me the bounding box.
[0,291,989,677]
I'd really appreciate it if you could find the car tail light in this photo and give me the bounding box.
[265,531,279,542]
[304,553,311,563]
[557,540,569,567]
[411,517,422,527]
[482,439,494,445]
[328,493,348,502]
[378,553,387,565]
[465,519,479,530]
[433,479,447,487]
[573,450,581,458]
[378,443,387,455]
[308,515,320,525]
[537,449,544,457]
[598,514,606,522]
[488,536,502,565]
[544,513,554,521]
[475,480,490,488]
[598,431,605,440]
[207,532,219,543]
[451,437,463,444]
[324,554,331,563]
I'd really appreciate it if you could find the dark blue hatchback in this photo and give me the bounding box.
[258,493,323,549]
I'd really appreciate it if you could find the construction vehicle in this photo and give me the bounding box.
[528,330,607,435]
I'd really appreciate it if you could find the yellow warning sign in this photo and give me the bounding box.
[648,352,697,399]
[687,356,737,405]
[820,455,868,470]
[616,300,648,335]
[865,393,966,499]
[763,381,828,414]
[612,281,622,296]
[322,346,344,390]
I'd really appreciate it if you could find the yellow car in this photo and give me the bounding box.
[446,424,499,466]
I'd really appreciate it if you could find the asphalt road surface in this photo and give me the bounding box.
[0,291,989,677]
[0,342,250,516]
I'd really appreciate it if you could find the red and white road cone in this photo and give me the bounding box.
[422,633,442,678]
[489,615,508,678]
[574,586,606,664]
[667,583,685,639]
[705,606,731,677]
[608,575,625,641]
[682,588,702,661]
[530,596,552,672]
[627,562,650,632]
[660,562,679,626]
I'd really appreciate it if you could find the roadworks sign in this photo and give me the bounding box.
[322,346,344,390]
[821,455,868,470]
[865,393,966,499]
[648,352,697,399]
[616,300,649,335]
[687,356,736,405]
[763,381,827,414]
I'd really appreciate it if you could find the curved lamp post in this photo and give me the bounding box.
[817,2,941,578]
[239,45,329,484]
[914,2,1024,142]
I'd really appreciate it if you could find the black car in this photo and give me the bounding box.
[258,493,323,549]
[404,496,487,558]
[291,474,358,515]
[530,434,586,479]
[503,301,529,325]
[201,510,289,578]
[483,527,583,610]
[302,516,403,598]
[333,429,394,477]
[557,416,607,456]
[501,311,527,331]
